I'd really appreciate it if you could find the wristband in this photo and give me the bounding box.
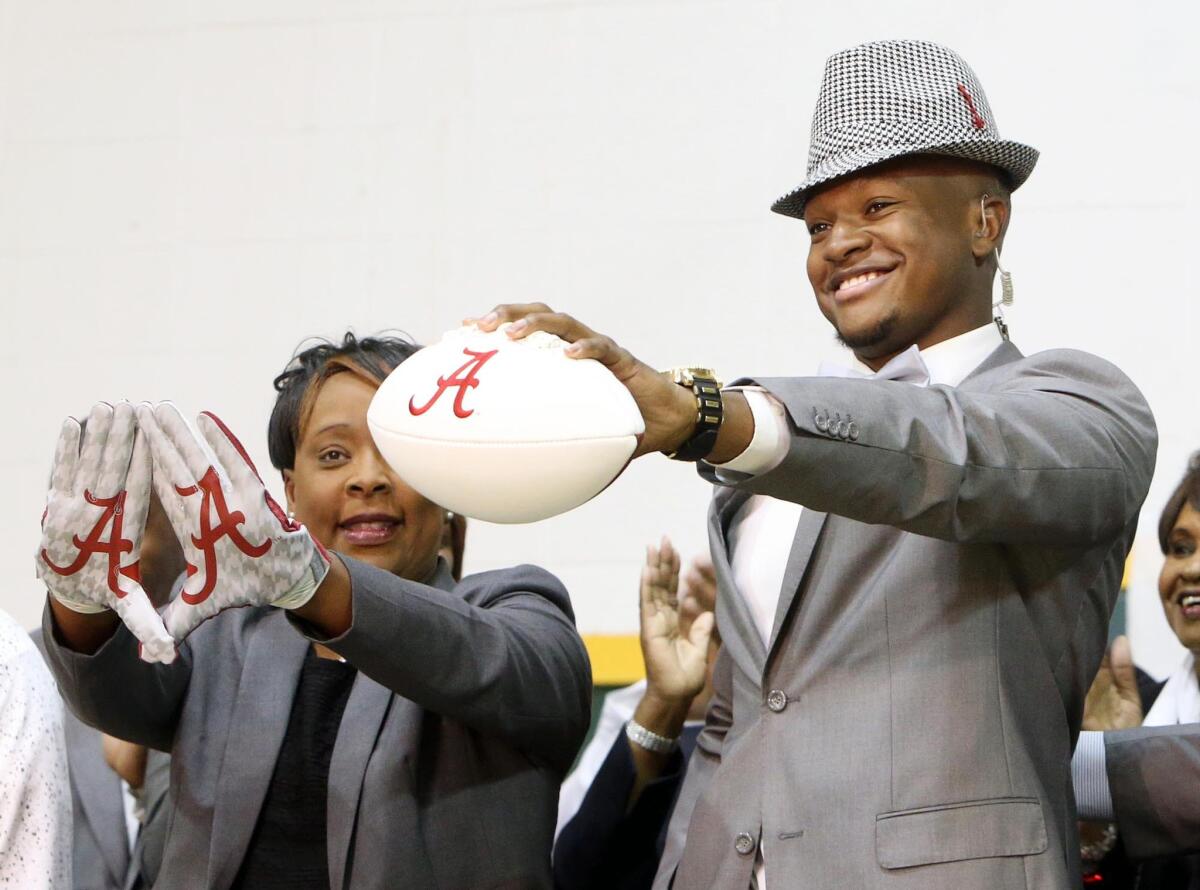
[625,718,679,754]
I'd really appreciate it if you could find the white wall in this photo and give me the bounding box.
[2,0,1196,678]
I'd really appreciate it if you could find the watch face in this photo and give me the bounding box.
[665,367,722,388]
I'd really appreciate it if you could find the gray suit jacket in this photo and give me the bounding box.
[42,558,591,890]
[1106,723,1200,859]
[33,630,134,890]
[654,343,1156,890]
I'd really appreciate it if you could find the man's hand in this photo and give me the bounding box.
[471,304,698,457]
[1082,635,1143,731]
[138,403,331,642]
[37,402,177,663]
[639,537,715,704]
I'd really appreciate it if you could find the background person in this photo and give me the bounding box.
[1,606,72,889]
[554,538,717,890]
[1075,454,1200,886]
[34,490,185,890]
[39,333,591,889]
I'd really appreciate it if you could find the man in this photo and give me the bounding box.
[478,39,1157,888]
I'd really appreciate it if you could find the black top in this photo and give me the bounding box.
[553,723,702,890]
[232,648,357,890]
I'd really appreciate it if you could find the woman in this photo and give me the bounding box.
[1082,453,1200,888]
[39,333,592,889]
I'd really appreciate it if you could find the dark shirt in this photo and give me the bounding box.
[553,723,701,890]
[231,649,357,890]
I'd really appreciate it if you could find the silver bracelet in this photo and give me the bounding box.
[625,718,678,754]
[1080,822,1118,863]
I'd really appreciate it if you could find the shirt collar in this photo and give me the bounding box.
[842,323,1004,387]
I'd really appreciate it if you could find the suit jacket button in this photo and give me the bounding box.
[836,421,849,439]
[766,689,788,712]
[735,832,756,855]
[847,422,859,441]
[813,410,828,432]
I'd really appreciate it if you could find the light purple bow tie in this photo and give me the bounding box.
[816,344,931,386]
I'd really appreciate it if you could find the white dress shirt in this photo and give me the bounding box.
[710,323,1005,887]
[0,609,72,889]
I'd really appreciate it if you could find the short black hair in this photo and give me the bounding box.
[1159,451,1200,553]
[268,332,420,472]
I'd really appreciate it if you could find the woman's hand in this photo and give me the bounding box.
[1082,635,1143,731]
[37,402,177,663]
[470,304,698,458]
[138,403,332,642]
[639,537,715,706]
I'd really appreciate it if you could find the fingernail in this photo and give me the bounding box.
[565,342,581,355]
[481,312,499,326]
[507,319,527,335]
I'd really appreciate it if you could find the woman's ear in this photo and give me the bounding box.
[282,469,295,512]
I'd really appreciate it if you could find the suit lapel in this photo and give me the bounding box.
[708,487,768,677]
[63,708,130,885]
[326,674,397,890]
[758,339,1017,661]
[207,613,308,890]
[766,507,828,659]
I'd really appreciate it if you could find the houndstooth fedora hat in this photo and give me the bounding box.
[772,39,1038,219]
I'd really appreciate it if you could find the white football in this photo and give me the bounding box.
[367,324,645,523]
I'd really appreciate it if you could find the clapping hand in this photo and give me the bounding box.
[37,402,177,663]
[640,537,715,704]
[1082,635,1143,731]
[138,403,331,642]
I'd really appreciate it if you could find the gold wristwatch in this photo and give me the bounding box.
[662,367,724,462]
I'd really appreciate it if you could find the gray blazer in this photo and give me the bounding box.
[33,630,134,890]
[1106,723,1200,859]
[42,558,592,890]
[654,342,1157,890]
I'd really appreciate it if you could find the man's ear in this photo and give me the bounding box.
[282,469,295,512]
[971,194,1009,258]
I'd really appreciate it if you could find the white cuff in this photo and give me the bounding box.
[708,387,790,477]
[1072,730,1114,821]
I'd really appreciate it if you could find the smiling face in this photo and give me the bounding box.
[1160,501,1200,653]
[803,155,1008,368]
[284,371,446,582]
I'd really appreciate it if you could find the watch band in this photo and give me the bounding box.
[625,718,679,754]
[665,370,724,462]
